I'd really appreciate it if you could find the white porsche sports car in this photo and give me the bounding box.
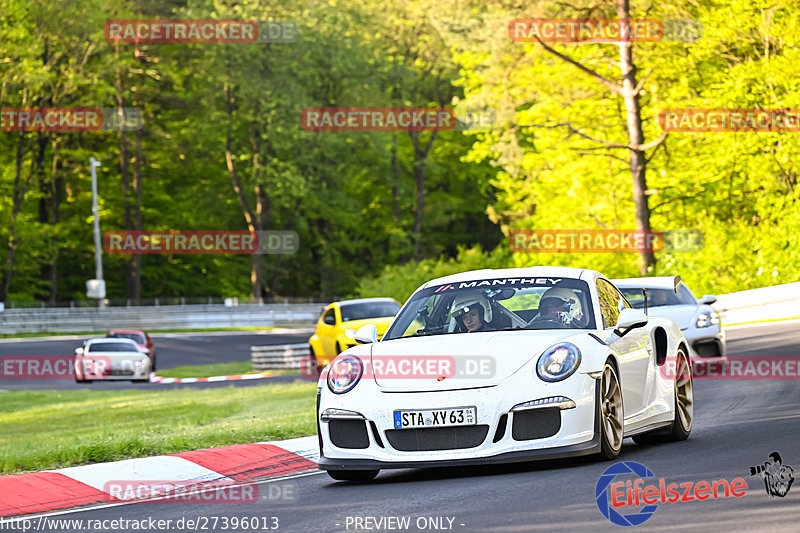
[611,276,726,362]
[317,267,694,481]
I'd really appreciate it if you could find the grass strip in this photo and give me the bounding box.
[0,382,317,475]
[156,361,300,379]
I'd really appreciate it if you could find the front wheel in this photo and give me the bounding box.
[326,470,379,482]
[597,362,624,460]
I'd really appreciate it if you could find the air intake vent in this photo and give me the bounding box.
[385,425,489,451]
[369,421,385,448]
[329,419,370,449]
[493,414,508,443]
[512,408,561,441]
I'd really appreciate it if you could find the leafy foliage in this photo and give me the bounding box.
[2,0,799,305]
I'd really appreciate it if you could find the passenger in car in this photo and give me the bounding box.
[459,303,493,332]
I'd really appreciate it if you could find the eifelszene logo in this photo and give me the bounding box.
[595,461,748,526]
[749,452,796,498]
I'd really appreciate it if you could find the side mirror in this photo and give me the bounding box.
[75,347,84,356]
[614,308,648,337]
[353,324,378,345]
[699,294,717,305]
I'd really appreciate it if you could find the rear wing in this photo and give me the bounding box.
[612,275,683,315]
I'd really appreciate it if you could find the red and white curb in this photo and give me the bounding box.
[149,373,277,384]
[0,436,318,518]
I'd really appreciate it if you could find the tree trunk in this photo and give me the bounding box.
[2,131,29,302]
[116,57,134,298]
[535,1,662,275]
[223,81,261,301]
[408,129,438,261]
[131,123,144,302]
[617,0,655,275]
[391,133,401,222]
[35,132,54,302]
[47,140,62,304]
[250,181,270,303]
[250,123,271,303]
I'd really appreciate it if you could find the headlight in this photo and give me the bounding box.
[134,359,148,370]
[696,311,719,328]
[536,343,581,382]
[327,355,363,394]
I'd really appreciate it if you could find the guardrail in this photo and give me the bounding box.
[0,303,327,335]
[251,343,311,371]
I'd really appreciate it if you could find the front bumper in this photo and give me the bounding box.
[682,323,726,361]
[74,356,151,380]
[318,435,601,470]
[317,373,601,470]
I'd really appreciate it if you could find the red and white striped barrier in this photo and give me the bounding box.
[0,437,318,517]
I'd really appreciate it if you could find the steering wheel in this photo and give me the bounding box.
[528,317,569,329]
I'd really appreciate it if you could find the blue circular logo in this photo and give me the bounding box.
[595,461,659,526]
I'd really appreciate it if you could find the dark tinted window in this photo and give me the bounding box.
[620,285,697,309]
[322,308,336,325]
[88,342,139,353]
[108,333,145,344]
[340,301,400,322]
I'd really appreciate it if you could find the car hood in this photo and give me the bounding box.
[342,317,394,337]
[370,329,581,391]
[645,305,697,330]
[83,351,144,359]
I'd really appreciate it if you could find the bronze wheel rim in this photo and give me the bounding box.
[602,365,623,450]
[675,352,694,432]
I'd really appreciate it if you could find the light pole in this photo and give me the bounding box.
[89,156,105,307]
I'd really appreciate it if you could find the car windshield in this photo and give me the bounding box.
[108,333,145,344]
[383,277,596,340]
[620,285,697,309]
[340,301,400,321]
[88,342,138,353]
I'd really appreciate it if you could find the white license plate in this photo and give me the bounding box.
[393,407,476,429]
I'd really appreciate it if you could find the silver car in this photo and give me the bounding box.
[74,338,152,383]
[612,276,726,361]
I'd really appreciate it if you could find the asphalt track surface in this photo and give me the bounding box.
[7,321,800,532]
[0,331,311,391]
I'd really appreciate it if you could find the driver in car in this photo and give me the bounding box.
[528,287,584,328]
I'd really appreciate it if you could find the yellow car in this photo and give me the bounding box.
[309,298,401,367]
